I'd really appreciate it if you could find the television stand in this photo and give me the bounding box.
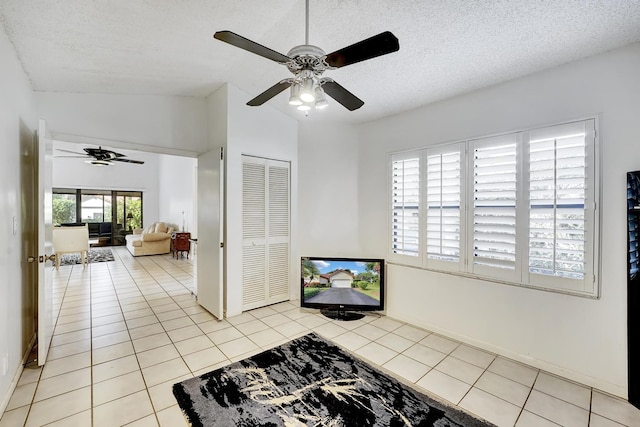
[321,308,365,321]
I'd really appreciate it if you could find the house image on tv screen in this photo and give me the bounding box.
[302,259,382,307]
[319,270,354,288]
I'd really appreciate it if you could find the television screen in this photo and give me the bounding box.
[301,257,385,320]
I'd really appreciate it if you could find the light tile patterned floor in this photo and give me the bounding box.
[1,247,639,426]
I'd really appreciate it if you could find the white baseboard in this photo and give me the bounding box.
[0,335,37,416]
[388,312,627,400]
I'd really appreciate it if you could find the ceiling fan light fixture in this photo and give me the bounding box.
[85,159,112,166]
[314,87,329,109]
[297,103,312,111]
[299,77,316,103]
[288,84,302,106]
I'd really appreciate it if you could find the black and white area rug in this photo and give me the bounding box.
[59,248,115,266]
[172,333,494,427]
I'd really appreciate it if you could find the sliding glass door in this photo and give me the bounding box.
[114,192,143,245]
[52,189,77,225]
[53,188,143,246]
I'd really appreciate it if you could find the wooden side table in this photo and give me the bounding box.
[171,232,191,259]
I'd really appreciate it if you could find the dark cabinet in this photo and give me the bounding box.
[171,232,191,259]
[628,171,640,408]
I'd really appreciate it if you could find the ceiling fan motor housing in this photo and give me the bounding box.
[286,45,330,76]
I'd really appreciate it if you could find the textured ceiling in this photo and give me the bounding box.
[2,0,640,123]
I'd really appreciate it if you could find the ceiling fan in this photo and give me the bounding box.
[213,0,399,111]
[55,146,145,166]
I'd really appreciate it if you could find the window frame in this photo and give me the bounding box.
[387,118,600,297]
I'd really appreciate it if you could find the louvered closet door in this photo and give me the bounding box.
[242,156,290,311]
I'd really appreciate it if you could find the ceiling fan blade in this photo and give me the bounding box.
[56,148,87,156]
[247,81,292,106]
[111,158,145,165]
[325,31,399,68]
[214,31,291,64]
[321,80,364,111]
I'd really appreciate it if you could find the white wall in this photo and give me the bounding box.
[158,154,198,235]
[0,24,38,412]
[35,92,209,155]
[356,42,640,398]
[224,84,298,316]
[297,121,361,257]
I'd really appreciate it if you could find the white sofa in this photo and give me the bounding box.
[52,224,89,269]
[125,222,174,256]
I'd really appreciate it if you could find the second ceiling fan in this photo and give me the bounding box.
[55,146,145,166]
[214,0,399,111]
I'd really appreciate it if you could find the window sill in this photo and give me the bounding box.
[386,260,599,299]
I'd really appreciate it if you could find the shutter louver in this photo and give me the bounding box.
[268,164,290,301]
[243,245,266,305]
[269,166,289,238]
[243,162,266,240]
[426,151,461,263]
[529,126,587,280]
[268,243,289,298]
[391,157,420,257]
[472,139,517,271]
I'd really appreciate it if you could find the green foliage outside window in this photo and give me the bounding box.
[52,196,76,225]
[126,198,142,230]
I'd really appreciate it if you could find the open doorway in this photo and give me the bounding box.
[52,140,198,245]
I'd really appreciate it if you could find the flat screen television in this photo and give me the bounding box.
[301,256,385,321]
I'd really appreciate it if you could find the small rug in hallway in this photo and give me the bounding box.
[59,248,115,266]
[172,332,494,427]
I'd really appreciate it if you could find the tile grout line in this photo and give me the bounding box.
[109,249,165,426]
[27,264,80,426]
[7,249,639,427]
[112,248,223,423]
[89,259,95,427]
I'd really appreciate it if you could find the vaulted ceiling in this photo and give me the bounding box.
[2,0,640,123]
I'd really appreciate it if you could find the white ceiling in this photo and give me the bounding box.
[2,0,640,124]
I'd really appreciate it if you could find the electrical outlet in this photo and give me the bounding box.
[12,216,17,235]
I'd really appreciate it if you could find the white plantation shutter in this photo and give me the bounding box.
[527,120,596,294]
[391,155,420,258]
[425,145,464,270]
[470,134,519,280]
[387,118,598,296]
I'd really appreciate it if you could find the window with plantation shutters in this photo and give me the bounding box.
[391,155,420,258]
[470,135,519,280]
[527,120,596,293]
[388,118,598,297]
[425,145,463,270]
